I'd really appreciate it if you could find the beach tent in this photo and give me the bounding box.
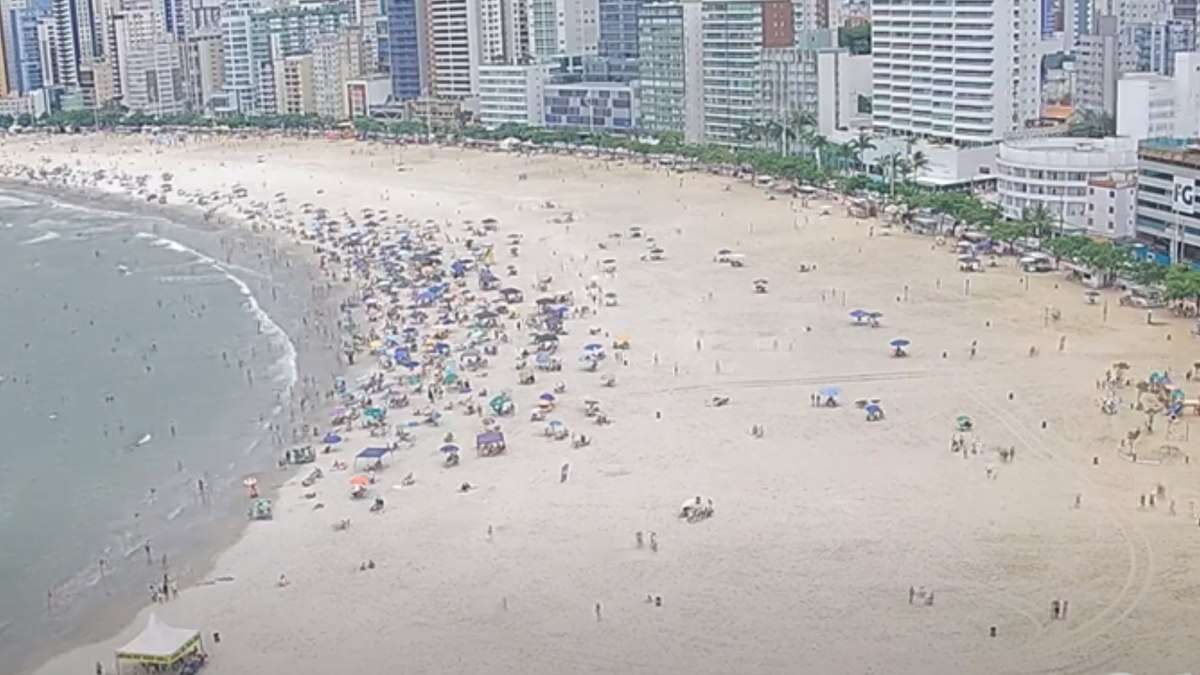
[354,446,395,468]
[114,613,204,674]
[476,430,507,456]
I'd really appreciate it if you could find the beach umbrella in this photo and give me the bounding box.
[539,392,556,402]
[584,343,604,351]
[849,309,868,321]
[349,475,371,487]
[956,415,973,427]
[242,476,258,487]
[440,444,461,454]
[889,338,911,348]
[865,403,883,415]
[819,386,841,398]
[323,432,343,444]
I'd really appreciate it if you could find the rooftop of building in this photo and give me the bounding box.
[1041,104,1073,122]
[1001,136,1137,153]
[1139,137,1200,168]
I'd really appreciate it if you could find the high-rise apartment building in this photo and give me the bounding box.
[7,2,45,94]
[427,0,480,99]
[108,0,185,114]
[871,0,1041,145]
[387,0,424,99]
[0,11,11,97]
[478,61,547,123]
[637,0,702,140]
[219,0,257,111]
[1075,15,1120,115]
[312,25,362,116]
[702,0,793,144]
[52,0,81,85]
[1122,20,1195,76]
[183,30,223,110]
[526,0,598,59]
[227,2,351,112]
[37,15,59,88]
[597,0,640,79]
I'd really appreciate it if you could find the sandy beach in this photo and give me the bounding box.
[9,132,1200,675]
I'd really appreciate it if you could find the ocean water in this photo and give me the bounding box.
[0,185,307,673]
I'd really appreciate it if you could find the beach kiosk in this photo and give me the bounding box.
[114,613,206,674]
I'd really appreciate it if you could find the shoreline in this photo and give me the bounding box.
[0,168,355,675]
[10,131,1200,675]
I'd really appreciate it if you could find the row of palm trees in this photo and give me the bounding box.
[736,116,929,191]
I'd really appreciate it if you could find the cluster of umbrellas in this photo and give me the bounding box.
[849,309,883,327]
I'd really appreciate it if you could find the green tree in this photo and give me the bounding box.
[1164,266,1200,307]
[907,150,929,181]
[1068,109,1116,138]
[838,23,872,55]
[1127,259,1168,286]
[1021,205,1055,239]
[848,129,876,171]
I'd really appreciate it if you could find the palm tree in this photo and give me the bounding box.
[907,150,930,181]
[848,129,876,172]
[763,119,786,155]
[736,120,768,149]
[883,151,905,196]
[785,110,818,158]
[1021,204,1055,240]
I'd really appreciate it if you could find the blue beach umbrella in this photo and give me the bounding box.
[323,432,343,444]
[440,444,461,454]
[889,338,911,348]
[819,386,841,398]
[865,403,882,415]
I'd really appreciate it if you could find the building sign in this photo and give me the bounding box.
[1174,176,1198,213]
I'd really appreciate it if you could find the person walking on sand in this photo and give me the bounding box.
[909,586,915,604]
[1051,600,1060,620]
[636,531,644,548]
[649,532,659,552]
[560,462,570,483]
[594,602,602,622]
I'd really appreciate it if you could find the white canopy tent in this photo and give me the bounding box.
[114,613,204,673]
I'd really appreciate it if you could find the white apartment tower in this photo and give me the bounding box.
[871,0,1041,145]
[220,0,258,112]
[427,0,481,98]
[475,0,531,64]
[526,0,598,59]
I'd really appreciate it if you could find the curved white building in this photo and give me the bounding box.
[995,137,1138,227]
